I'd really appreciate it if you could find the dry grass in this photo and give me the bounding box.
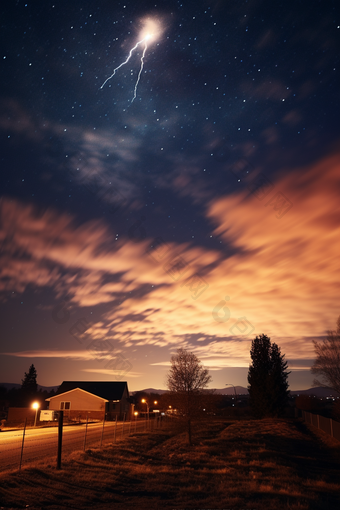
[0,418,339,509]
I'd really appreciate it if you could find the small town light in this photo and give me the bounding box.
[141,399,150,420]
[32,401,40,427]
[154,400,158,405]
[134,411,138,416]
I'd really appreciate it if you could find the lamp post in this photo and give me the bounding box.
[141,399,158,422]
[141,398,149,421]
[32,401,40,427]
[225,383,237,407]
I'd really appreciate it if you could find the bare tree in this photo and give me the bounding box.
[166,348,212,445]
[311,316,340,394]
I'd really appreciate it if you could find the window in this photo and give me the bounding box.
[60,401,71,410]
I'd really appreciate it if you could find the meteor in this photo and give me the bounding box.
[131,36,148,103]
[99,18,162,103]
[100,36,148,102]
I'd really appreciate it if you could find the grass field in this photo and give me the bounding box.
[1,417,339,509]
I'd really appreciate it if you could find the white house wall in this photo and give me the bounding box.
[48,388,106,411]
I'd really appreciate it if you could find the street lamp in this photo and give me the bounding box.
[225,383,237,406]
[141,399,158,421]
[141,398,149,420]
[32,401,40,427]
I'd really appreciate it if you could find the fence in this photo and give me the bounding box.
[296,408,340,441]
[0,414,166,472]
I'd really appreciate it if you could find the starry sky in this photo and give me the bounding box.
[1,0,339,391]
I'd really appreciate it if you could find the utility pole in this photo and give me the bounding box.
[57,411,64,470]
[226,383,238,407]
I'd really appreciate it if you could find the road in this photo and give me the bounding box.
[0,420,147,471]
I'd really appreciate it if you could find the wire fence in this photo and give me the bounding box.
[296,408,340,441]
[0,415,166,472]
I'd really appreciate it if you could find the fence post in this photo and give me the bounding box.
[19,418,27,470]
[121,413,125,439]
[100,414,105,449]
[57,410,63,470]
[114,415,117,443]
[83,414,88,451]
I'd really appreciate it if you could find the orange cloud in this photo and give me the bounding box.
[1,151,339,374]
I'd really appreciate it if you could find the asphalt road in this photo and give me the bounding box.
[0,420,146,471]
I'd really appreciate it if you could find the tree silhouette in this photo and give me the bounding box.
[21,364,38,394]
[268,342,290,416]
[248,334,290,418]
[311,315,340,394]
[166,348,211,445]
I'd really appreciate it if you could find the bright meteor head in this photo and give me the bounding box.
[139,17,163,44]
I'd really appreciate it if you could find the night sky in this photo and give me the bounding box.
[1,0,339,391]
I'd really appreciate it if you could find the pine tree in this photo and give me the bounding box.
[268,343,290,416]
[248,334,290,418]
[21,364,38,394]
[248,334,272,417]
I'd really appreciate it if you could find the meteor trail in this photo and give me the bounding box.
[100,35,150,103]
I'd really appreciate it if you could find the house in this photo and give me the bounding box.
[46,381,131,421]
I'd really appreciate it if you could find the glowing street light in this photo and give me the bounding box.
[141,399,158,421]
[32,401,40,427]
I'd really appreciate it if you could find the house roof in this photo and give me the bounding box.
[46,387,109,402]
[54,381,129,401]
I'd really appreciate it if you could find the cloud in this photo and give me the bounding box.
[204,151,340,356]
[1,349,123,360]
[1,150,339,372]
[81,368,140,378]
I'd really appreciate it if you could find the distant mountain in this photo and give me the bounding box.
[0,383,59,392]
[132,386,249,395]
[2,383,338,398]
[131,388,169,395]
[0,383,22,390]
[289,386,340,397]
[133,386,339,397]
[214,386,249,395]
